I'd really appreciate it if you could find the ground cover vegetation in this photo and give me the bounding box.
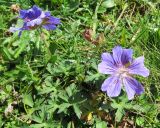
[0,0,160,127]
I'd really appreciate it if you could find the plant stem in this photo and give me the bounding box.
[92,0,103,39]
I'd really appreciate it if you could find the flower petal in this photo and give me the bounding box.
[9,27,23,37]
[128,56,149,77]
[42,24,57,30]
[98,53,117,74]
[123,77,144,100]
[19,10,27,19]
[47,17,61,25]
[27,18,42,26]
[101,52,115,65]
[121,48,133,65]
[112,46,123,65]
[45,11,51,17]
[9,27,21,32]
[39,11,46,18]
[26,5,42,20]
[101,76,122,97]
[98,61,116,74]
[31,5,42,17]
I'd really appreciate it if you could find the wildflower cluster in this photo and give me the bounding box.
[9,5,150,100]
[1,2,158,127]
[98,46,149,100]
[10,5,60,36]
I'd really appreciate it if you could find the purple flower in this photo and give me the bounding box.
[10,5,60,36]
[98,46,149,100]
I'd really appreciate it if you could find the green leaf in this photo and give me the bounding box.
[14,42,27,58]
[67,122,72,128]
[23,94,34,107]
[58,92,69,102]
[0,115,4,127]
[31,107,45,123]
[132,105,146,113]
[31,116,43,124]
[47,104,58,114]
[33,0,41,5]
[98,6,107,13]
[96,120,107,128]
[29,123,46,128]
[57,103,71,113]
[49,55,57,64]
[14,33,30,58]
[66,84,76,97]
[73,104,81,118]
[115,108,125,122]
[102,0,115,8]
[136,117,145,126]
[38,86,56,95]
[1,47,13,60]
[111,99,126,122]
[49,43,57,54]
[85,73,100,82]
[6,85,12,92]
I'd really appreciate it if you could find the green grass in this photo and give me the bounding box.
[0,0,160,127]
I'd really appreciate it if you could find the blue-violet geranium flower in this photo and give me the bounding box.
[98,46,149,100]
[10,5,60,36]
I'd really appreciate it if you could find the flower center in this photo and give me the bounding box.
[116,67,129,78]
